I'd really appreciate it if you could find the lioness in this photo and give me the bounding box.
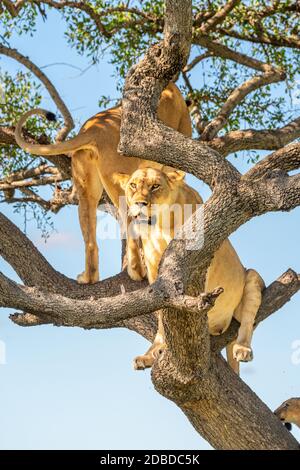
[15,83,191,284]
[274,398,300,430]
[114,167,265,371]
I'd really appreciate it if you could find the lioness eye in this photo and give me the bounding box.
[130,183,136,190]
[151,184,160,190]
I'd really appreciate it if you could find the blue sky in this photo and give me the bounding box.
[0,10,299,450]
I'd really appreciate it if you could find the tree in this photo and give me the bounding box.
[0,0,300,450]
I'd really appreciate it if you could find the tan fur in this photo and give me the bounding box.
[114,167,265,371]
[15,83,191,284]
[274,398,300,428]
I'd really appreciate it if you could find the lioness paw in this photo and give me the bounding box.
[77,271,99,284]
[127,264,146,281]
[127,267,144,281]
[133,354,155,370]
[233,344,253,362]
[133,345,165,370]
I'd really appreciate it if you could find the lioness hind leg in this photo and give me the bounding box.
[77,195,100,284]
[72,150,103,284]
[134,311,165,370]
[231,269,265,368]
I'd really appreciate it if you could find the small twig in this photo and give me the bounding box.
[183,51,212,72]
[207,116,300,156]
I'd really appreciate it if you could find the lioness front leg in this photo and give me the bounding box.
[232,269,265,364]
[134,311,165,370]
[133,249,167,369]
[126,236,146,281]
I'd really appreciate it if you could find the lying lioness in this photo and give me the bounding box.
[274,398,300,430]
[15,83,191,284]
[114,167,265,371]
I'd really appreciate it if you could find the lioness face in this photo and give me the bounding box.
[274,398,300,430]
[114,167,184,224]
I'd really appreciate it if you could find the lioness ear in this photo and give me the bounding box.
[163,166,185,183]
[113,172,130,190]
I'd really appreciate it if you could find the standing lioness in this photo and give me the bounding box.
[114,167,265,371]
[15,83,191,284]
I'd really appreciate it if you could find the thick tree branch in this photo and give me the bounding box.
[244,171,300,213]
[10,310,158,343]
[208,118,300,156]
[0,271,164,327]
[0,265,222,335]
[245,142,300,180]
[0,208,160,349]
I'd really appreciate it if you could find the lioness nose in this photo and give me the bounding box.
[136,201,148,207]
